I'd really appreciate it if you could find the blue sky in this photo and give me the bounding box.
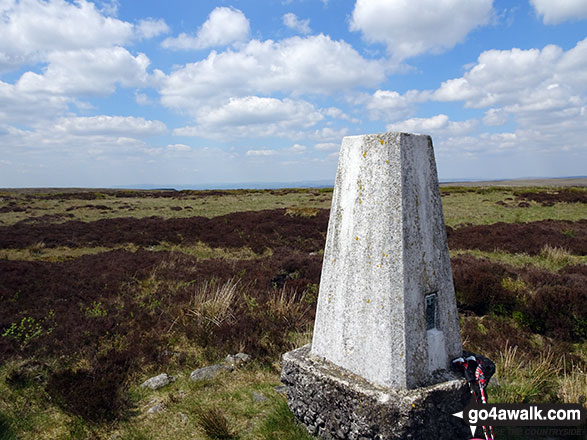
[0,0,586,188]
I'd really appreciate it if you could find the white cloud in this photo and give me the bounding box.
[246,149,276,156]
[16,47,152,95]
[433,44,568,108]
[136,18,170,39]
[0,122,151,155]
[407,39,587,175]
[135,92,152,106]
[0,0,133,71]
[314,142,339,151]
[387,114,478,136]
[431,39,587,137]
[482,108,508,126]
[166,144,191,152]
[283,13,311,34]
[198,96,322,127]
[161,34,386,111]
[173,96,324,139]
[97,0,120,17]
[288,144,307,153]
[364,89,414,121]
[350,0,493,59]
[162,7,249,50]
[530,0,587,24]
[310,126,349,142]
[0,80,69,125]
[54,116,167,137]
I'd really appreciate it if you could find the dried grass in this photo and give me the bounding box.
[188,279,240,329]
[557,365,587,407]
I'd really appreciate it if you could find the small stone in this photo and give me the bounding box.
[225,352,251,367]
[190,364,233,382]
[251,391,268,402]
[274,385,288,395]
[141,373,176,390]
[235,352,251,363]
[147,402,166,414]
[179,412,188,424]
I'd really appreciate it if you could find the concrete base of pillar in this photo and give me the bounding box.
[281,345,471,440]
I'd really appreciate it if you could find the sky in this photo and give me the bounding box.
[0,0,586,188]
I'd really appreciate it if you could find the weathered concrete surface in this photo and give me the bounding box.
[311,132,461,389]
[281,345,470,440]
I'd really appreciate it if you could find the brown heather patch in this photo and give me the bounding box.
[0,208,329,254]
[447,219,587,255]
[515,188,587,206]
[452,254,587,342]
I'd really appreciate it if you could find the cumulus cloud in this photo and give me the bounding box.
[387,114,478,136]
[350,0,493,59]
[0,80,69,125]
[288,144,307,153]
[431,39,587,135]
[314,142,339,151]
[162,7,249,50]
[530,0,587,24]
[161,34,386,111]
[15,47,152,95]
[246,149,276,156]
[136,18,170,39]
[363,89,414,121]
[174,96,324,140]
[482,108,509,126]
[283,13,311,34]
[54,116,167,137]
[0,0,133,71]
[166,144,191,152]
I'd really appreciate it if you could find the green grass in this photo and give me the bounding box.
[109,367,315,440]
[0,190,332,226]
[0,360,315,440]
[451,246,587,272]
[0,242,272,262]
[2,186,584,229]
[441,187,587,227]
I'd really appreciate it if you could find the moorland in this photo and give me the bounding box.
[0,184,586,439]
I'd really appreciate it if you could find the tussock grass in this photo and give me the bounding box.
[491,345,560,403]
[490,344,587,409]
[557,365,587,407]
[197,406,238,440]
[284,207,320,218]
[188,279,239,329]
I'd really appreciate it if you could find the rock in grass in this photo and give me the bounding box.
[225,352,251,366]
[141,373,176,390]
[147,402,166,414]
[250,391,268,402]
[189,364,233,382]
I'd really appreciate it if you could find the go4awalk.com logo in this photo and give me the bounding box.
[453,401,586,439]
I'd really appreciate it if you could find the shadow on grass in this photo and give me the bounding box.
[0,413,17,440]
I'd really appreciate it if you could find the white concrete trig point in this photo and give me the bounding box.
[281,132,469,440]
[312,131,461,389]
